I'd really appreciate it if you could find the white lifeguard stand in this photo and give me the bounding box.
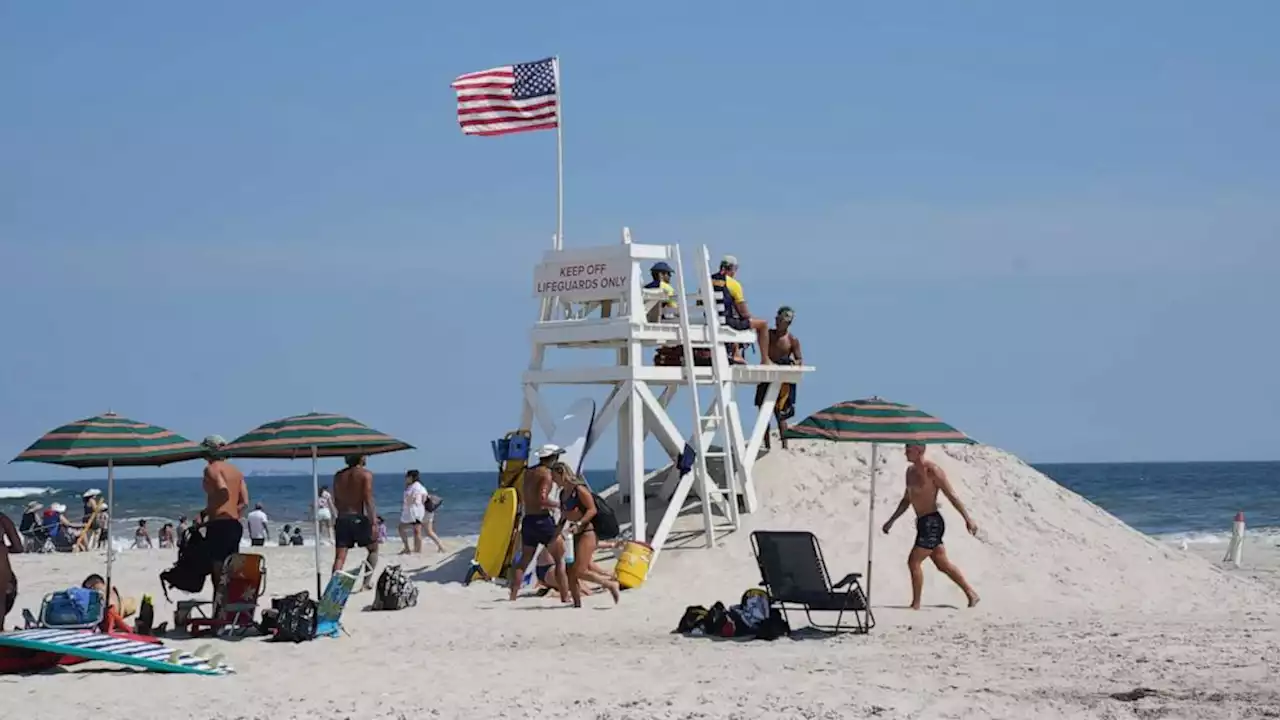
[518,229,815,567]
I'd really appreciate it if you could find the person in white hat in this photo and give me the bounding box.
[507,444,569,602]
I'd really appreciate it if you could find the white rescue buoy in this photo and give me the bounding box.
[1222,511,1245,566]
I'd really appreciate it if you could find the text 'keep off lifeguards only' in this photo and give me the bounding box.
[533,258,630,302]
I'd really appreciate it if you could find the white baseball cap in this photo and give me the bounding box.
[534,443,565,459]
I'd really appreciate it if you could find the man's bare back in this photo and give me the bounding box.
[334,466,375,520]
[522,465,556,515]
[203,460,248,521]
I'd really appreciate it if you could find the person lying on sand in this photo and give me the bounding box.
[82,574,133,633]
[553,464,620,607]
[509,445,570,602]
[882,444,981,609]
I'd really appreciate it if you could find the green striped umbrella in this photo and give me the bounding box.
[783,398,976,444]
[12,412,202,467]
[11,412,202,602]
[222,412,413,459]
[783,398,975,603]
[223,412,413,599]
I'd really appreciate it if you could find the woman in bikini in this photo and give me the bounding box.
[551,463,620,607]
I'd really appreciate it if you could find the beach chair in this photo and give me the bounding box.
[37,588,105,630]
[315,569,358,638]
[183,553,266,637]
[750,530,875,634]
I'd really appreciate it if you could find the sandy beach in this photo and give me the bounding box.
[5,442,1278,720]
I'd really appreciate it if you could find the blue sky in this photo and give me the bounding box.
[2,1,1277,480]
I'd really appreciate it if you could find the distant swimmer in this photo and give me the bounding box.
[711,256,774,365]
[508,444,570,602]
[200,436,249,591]
[881,444,980,609]
[757,306,803,450]
[333,454,379,591]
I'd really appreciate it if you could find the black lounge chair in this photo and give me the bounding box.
[750,530,875,634]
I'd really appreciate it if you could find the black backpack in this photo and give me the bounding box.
[271,591,318,642]
[159,526,210,601]
[589,492,620,540]
[371,565,418,611]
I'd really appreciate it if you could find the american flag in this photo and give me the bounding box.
[451,57,559,137]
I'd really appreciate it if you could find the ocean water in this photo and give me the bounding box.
[1,462,1276,552]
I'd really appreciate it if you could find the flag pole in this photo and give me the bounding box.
[553,55,564,252]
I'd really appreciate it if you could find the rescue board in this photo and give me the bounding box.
[468,487,519,583]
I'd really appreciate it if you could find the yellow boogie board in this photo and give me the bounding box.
[469,487,519,583]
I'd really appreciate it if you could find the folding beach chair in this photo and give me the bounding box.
[750,530,875,634]
[183,553,266,637]
[315,569,358,638]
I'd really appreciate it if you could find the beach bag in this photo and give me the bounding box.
[372,565,418,611]
[159,527,210,601]
[589,493,620,540]
[272,591,317,643]
[424,494,442,513]
[675,605,710,635]
[755,608,790,641]
[702,601,736,637]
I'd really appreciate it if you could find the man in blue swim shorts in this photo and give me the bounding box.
[508,444,570,602]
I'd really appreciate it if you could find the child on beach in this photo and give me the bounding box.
[279,524,292,546]
[376,516,388,544]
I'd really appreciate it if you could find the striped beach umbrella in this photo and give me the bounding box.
[222,412,412,459]
[783,398,976,444]
[12,412,202,468]
[224,412,412,598]
[11,412,202,601]
[783,398,975,603]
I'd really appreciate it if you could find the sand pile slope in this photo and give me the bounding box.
[654,441,1269,616]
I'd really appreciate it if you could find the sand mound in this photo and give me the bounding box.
[655,441,1269,616]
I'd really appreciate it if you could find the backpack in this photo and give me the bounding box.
[372,565,418,611]
[271,591,318,643]
[675,605,709,634]
[159,526,210,601]
[589,493,620,540]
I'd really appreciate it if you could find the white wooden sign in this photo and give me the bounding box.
[533,258,631,301]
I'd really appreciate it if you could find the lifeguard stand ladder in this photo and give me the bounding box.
[517,229,815,568]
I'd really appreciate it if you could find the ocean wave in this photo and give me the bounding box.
[0,486,55,499]
[1155,526,1280,546]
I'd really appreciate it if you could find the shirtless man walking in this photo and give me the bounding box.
[200,436,249,590]
[757,306,803,450]
[508,444,570,602]
[333,454,378,590]
[1,511,23,627]
[881,444,980,609]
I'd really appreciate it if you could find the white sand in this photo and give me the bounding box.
[5,441,1279,719]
